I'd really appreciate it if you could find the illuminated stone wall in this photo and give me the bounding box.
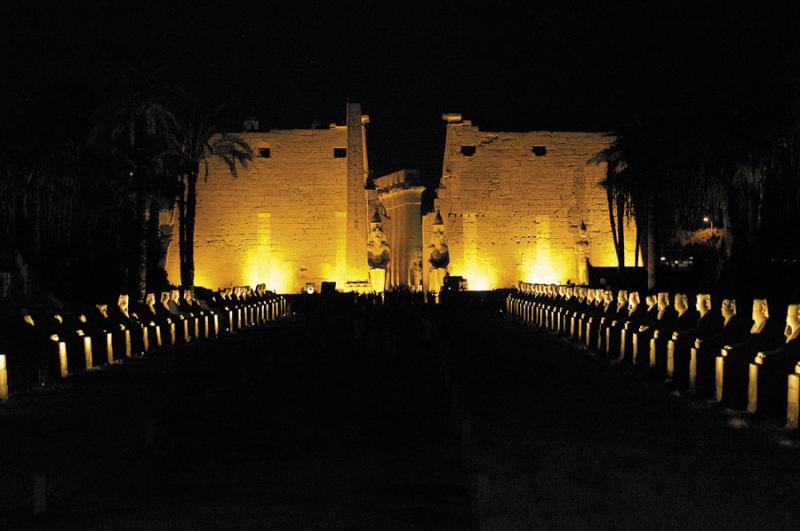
[165,117,367,293]
[165,108,636,294]
[428,115,637,290]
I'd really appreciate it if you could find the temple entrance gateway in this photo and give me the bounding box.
[166,105,638,293]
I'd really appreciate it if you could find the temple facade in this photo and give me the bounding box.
[164,105,638,293]
[422,114,637,292]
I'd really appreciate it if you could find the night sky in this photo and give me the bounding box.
[3,1,798,187]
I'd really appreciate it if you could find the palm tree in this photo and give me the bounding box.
[90,82,178,302]
[594,121,663,289]
[167,100,252,287]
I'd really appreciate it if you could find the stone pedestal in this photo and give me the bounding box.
[0,354,8,400]
[787,364,800,429]
[369,268,386,293]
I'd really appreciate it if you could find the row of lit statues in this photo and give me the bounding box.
[507,284,800,429]
[0,285,289,399]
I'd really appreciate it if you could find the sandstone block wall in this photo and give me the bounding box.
[430,117,638,290]
[165,127,351,293]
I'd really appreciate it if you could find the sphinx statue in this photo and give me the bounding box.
[673,293,698,331]
[721,298,736,326]
[785,304,800,343]
[717,298,785,407]
[159,292,173,319]
[665,293,722,386]
[616,290,629,315]
[602,290,628,359]
[750,299,769,335]
[645,294,657,314]
[141,293,158,326]
[594,289,617,352]
[656,292,674,322]
[168,290,184,316]
[628,292,642,318]
[749,304,800,415]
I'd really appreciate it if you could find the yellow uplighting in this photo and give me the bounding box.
[525,262,561,285]
[460,257,497,291]
[244,257,294,294]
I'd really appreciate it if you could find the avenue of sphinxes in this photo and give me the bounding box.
[164,103,638,293]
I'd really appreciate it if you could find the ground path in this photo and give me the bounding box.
[0,306,470,530]
[437,298,800,529]
[2,296,800,529]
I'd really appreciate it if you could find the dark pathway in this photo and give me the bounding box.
[0,310,470,529]
[5,297,800,530]
[436,300,800,530]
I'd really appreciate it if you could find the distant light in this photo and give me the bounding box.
[660,256,667,261]
[703,216,709,223]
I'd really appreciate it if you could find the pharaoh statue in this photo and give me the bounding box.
[367,209,390,293]
[428,211,450,293]
[410,258,423,292]
[574,221,590,285]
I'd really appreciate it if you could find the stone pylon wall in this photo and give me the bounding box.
[165,126,353,293]
[430,116,638,290]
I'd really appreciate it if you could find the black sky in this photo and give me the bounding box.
[2,1,799,185]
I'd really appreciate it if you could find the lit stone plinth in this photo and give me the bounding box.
[0,354,8,400]
[788,363,800,429]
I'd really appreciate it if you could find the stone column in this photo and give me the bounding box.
[379,186,424,290]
